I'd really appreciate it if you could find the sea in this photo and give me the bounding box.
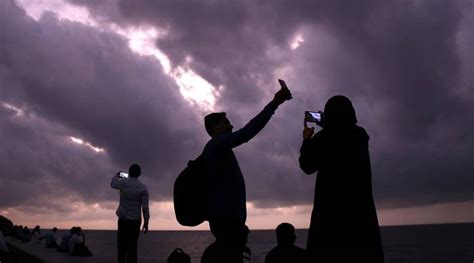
[78,223,474,263]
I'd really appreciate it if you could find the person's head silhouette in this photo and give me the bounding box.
[129,164,141,178]
[276,223,296,247]
[204,112,233,137]
[324,95,357,129]
[70,227,79,235]
[167,248,191,263]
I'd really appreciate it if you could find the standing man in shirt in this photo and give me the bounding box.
[111,164,150,263]
[202,83,292,262]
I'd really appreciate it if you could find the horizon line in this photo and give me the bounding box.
[68,221,474,231]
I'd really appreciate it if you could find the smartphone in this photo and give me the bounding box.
[119,172,129,179]
[305,111,323,124]
[278,79,288,89]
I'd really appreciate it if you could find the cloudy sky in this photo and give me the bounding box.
[1,0,473,230]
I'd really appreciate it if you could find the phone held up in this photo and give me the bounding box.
[119,172,129,179]
[305,111,324,127]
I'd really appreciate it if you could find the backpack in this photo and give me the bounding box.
[173,153,207,226]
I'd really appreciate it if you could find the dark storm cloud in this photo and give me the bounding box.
[0,1,205,209]
[69,0,307,108]
[0,104,112,209]
[67,0,474,209]
[2,0,474,216]
[314,0,474,207]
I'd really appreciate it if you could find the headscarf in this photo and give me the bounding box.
[323,95,357,129]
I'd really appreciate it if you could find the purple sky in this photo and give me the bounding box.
[1,0,473,230]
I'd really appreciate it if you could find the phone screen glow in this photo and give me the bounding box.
[309,112,321,121]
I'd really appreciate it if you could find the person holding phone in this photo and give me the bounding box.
[299,95,384,262]
[111,164,150,263]
[202,80,292,262]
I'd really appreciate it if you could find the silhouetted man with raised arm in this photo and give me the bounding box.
[201,84,292,263]
[111,164,150,263]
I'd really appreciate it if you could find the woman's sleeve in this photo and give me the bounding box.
[299,135,322,174]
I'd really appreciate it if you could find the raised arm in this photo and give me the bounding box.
[110,173,126,189]
[220,85,292,149]
[299,122,320,174]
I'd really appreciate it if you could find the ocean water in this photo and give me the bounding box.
[79,223,474,263]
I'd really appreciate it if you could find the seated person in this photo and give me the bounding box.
[57,227,75,252]
[68,227,92,257]
[167,248,191,263]
[265,223,308,263]
[30,225,42,242]
[14,225,30,242]
[43,227,58,248]
[23,226,31,237]
[202,225,251,263]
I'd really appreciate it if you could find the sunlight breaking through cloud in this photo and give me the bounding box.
[16,0,97,26]
[290,33,305,50]
[117,27,220,112]
[17,0,220,112]
[2,103,24,116]
[174,65,221,111]
[70,136,105,153]
[122,27,172,73]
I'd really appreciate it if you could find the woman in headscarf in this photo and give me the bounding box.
[299,95,384,262]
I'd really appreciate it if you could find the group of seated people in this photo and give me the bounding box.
[57,226,93,256]
[167,222,307,263]
[4,221,306,262]
[9,224,92,257]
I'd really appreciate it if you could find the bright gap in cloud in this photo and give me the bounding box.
[290,33,305,50]
[174,65,221,111]
[16,0,97,26]
[2,102,24,116]
[0,209,10,216]
[70,136,105,153]
[17,0,219,112]
[116,27,220,111]
[113,26,172,73]
[2,101,105,155]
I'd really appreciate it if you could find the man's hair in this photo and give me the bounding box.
[276,223,296,246]
[204,112,227,136]
[129,164,141,178]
